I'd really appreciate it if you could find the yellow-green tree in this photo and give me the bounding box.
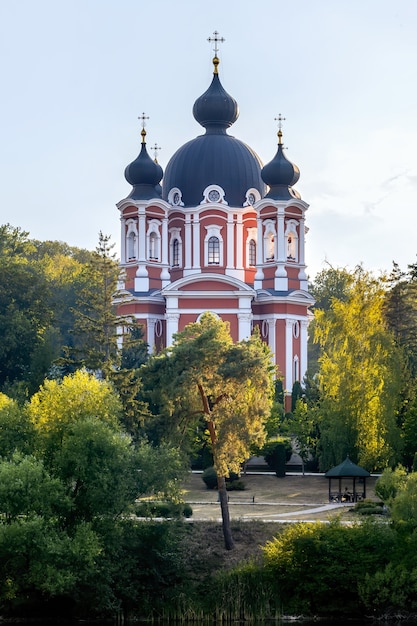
[144,313,274,550]
[314,267,403,471]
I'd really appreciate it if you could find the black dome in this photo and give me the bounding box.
[193,71,239,130]
[163,133,265,207]
[162,58,266,207]
[125,137,163,200]
[261,138,300,200]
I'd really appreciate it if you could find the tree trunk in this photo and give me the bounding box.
[217,475,235,550]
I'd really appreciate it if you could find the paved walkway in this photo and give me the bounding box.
[187,500,352,523]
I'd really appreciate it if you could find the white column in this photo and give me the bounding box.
[267,318,276,361]
[254,216,264,287]
[120,217,126,264]
[275,209,288,290]
[135,208,149,291]
[285,318,294,392]
[300,319,308,380]
[192,214,200,270]
[184,214,192,274]
[236,214,243,270]
[166,312,180,347]
[297,217,308,287]
[238,311,252,341]
[226,215,234,269]
[160,214,170,285]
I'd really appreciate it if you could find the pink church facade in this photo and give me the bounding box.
[116,43,314,401]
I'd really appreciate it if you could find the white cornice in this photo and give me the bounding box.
[255,198,309,213]
[162,273,256,297]
[116,197,170,212]
[255,289,315,306]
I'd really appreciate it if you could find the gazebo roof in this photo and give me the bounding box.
[325,456,370,478]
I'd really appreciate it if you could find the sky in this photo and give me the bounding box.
[1,0,417,281]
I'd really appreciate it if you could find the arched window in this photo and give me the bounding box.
[208,236,220,264]
[266,234,275,261]
[285,220,299,262]
[149,232,158,260]
[172,239,180,266]
[127,231,136,260]
[249,239,256,266]
[294,355,299,383]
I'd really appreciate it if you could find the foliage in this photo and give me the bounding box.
[375,465,408,504]
[136,441,188,503]
[0,452,70,522]
[134,501,193,518]
[0,226,53,393]
[286,398,319,471]
[63,232,121,376]
[262,519,397,615]
[262,440,291,477]
[389,472,417,529]
[143,313,274,549]
[313,267,403,471]
[202,466,218,490]
[28,369,122,437]
[0,393,35,457]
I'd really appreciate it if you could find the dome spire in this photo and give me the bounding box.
[261,114,301,201]
[193,31,238,132]
[138,112,149,144]
[274,113,286,145]
[207,30,225,75]
[124,113,163,200]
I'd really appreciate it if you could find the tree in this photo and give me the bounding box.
[144,313,274,549]
[62,232,120,375]
[0,393,35,457]
[0,225,53,394]
[313,267,403,471]
[288,398,319,474]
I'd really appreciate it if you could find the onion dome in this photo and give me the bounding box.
[261,125,301,200]
[124,126,163,200]
[162,56,266,207]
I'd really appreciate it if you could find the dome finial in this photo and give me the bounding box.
[207,30,225,75]
[274,113,286,145]
[138,112,149,144]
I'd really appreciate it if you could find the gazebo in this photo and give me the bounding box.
[325,456,370,503]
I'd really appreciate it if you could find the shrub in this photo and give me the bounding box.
[226,480,245,491]
[354,500,385,516]
[262,440,292,477]
[135,501,192,518]
[262,519,397,615]
[202,466,218,489]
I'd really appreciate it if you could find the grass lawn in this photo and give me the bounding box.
[182,472,380,522]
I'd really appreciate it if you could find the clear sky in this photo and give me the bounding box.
[1,0,416,280]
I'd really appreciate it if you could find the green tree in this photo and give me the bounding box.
[288,398,319,474]
[314,267,403,471]
[0,393,35,457]
[144,313,274,549]
[66,232,121,376]
[0,225,53,394]
[51,417,140,525]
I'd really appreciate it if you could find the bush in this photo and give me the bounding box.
[354,500,385,515]
[226,480,245,491]
[262,440,292,477]
[262,519,397,615]
[135,501,193,518]
[202,466,218,489]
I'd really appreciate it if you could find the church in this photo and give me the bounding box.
[115,33,314,399]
